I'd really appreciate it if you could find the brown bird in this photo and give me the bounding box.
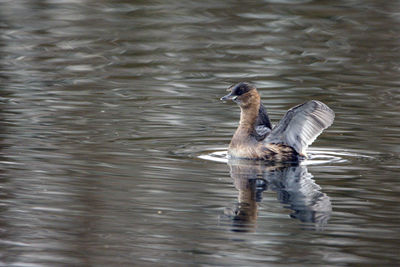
[221,82,334,162]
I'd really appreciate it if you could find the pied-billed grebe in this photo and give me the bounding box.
[221,82,335,161]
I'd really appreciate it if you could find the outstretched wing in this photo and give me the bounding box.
[264,100,334,155]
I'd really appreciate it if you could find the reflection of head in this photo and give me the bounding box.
[226,159,331,230]
[224,202,257,232]
[224,178,262,231]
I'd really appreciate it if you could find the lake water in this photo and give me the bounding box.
[0,0,400,266]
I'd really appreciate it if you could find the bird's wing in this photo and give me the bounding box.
[254,103,273,140]
[256,103,272,129]
[255,125,271,138]
[264,100,334,155]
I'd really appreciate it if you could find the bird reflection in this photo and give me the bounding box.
[223,159,331,231]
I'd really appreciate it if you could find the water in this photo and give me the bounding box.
[0,0,400,266]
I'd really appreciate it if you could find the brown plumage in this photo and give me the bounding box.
[221,82,334,162]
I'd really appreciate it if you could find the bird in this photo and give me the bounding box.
[221,82,335,161]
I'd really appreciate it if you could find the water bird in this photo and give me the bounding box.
[221,82,334,161]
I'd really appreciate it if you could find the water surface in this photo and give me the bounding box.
[0,0,400,266]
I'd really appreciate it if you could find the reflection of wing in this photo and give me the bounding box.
[227,160,332,228]
[265,101,334,155]
[265,165,331,227]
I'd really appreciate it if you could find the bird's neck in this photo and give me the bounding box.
[229,101,259,153]
[229,91,261,152]
[238,99,260,134]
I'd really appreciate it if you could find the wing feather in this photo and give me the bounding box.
[264,100,334,155]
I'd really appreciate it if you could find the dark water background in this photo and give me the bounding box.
[1,0,400,266]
